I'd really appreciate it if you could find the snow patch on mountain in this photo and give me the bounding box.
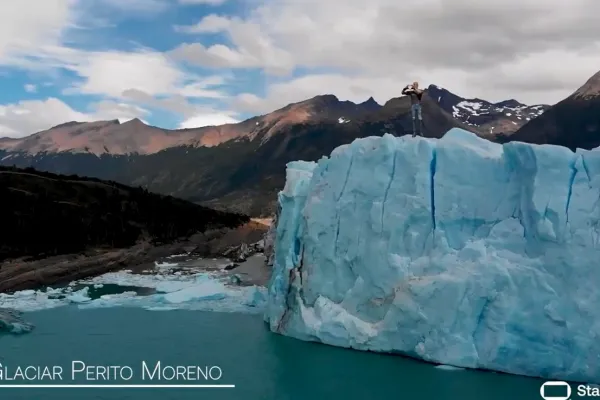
[429,85,549,132]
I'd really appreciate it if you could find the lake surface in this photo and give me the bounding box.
[0,306,552,400]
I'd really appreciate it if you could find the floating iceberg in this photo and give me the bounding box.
[0,309,34,334]
[0,270,267,316]
[265,128,600,383]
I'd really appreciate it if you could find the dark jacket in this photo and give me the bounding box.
[402,85,423,104]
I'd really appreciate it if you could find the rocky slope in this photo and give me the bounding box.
[507,70,600,150]
[0,165,258,291]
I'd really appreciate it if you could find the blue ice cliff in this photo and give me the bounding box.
[264,128,600,383]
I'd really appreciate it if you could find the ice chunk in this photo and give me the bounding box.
[1,269,267,315]
[0,309,34,334]
[245,286,267,308]
[435,365,465,371]
[265,129,600,384]
[66,287,91,304]
[0,287,67,312]
[155,261,179,268]
[166,253,188,259]
[160,277,228,304]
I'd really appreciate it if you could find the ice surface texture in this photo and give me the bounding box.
[265,128,600,383]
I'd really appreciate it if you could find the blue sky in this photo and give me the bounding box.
[0,0,274,135]
[0,0,598,138]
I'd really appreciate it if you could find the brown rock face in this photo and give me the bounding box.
[0,137,19,150]
[509,69,600,150]
[573,70,600,100]
[0,119,205,155]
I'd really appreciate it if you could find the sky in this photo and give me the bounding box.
[1,0,599,138]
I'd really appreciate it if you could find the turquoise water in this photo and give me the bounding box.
[0,306,552,400]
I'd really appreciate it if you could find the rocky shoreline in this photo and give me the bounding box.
[0,221,270,294]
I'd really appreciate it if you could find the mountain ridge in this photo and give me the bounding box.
[0,89,467,215]
[573,70,600,100]
[0,81,564,216]
[508,70,600,150]
[0,94,384,156]
[0,86,542,156]
[426,85,550,136]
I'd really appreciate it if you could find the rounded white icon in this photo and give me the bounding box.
[540,381,571,400]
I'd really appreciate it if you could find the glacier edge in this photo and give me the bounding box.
[264,128,600,383]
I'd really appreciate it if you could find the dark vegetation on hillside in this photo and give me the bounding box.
[0,166,249,262]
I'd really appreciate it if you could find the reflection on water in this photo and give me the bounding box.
[0,307,548,400]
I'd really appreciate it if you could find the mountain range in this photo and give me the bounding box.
[0,95,383,156]
[0,84,544,156]
[1,72,599,216]
[505,70,600,150]
[426,85,549,135]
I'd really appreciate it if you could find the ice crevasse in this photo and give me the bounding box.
[264,128,600,383]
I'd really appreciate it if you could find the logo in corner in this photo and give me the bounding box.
[540,381,571,400]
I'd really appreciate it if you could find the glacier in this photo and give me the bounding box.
[264,128,600,383]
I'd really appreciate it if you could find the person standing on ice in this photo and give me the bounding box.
[402,81,424,137]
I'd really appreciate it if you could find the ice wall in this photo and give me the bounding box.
[264,128,600,383]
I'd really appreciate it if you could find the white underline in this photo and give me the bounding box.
[0,384,235,388]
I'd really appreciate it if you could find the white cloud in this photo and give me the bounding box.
[122,89,197,116]
[233,74,399,113]
[0,98,88,137]
[170,13,296,75]
[5,0,600,140]
[178,112,239,129]
[175,0,600,106]
[0,98,149,138]
[178,75,230,98]
[174,15,233,33]
[0,0,242,135]
[37,48,229,100]
[91,100,150,121]
[0,0,76,64]
[0,1,232,114]
[65,51,187,97]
